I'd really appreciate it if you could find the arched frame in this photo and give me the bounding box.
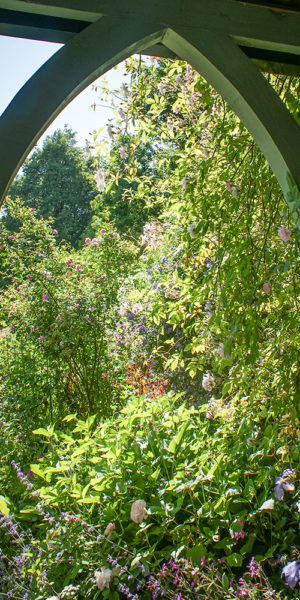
[0,3,299,228]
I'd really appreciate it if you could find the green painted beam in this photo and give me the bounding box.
[162,26,300,228]
[0,0,299,227]
[2,0,300,56]
[0,0,100,22]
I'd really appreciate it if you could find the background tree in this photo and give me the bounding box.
[6,127,98,248]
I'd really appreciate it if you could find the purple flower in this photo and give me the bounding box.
[274,469,294,500]
[281,561,300,589]
[248,556,258,578]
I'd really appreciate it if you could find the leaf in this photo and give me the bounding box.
[226,553,243,567]
[32,428,51,437]
[168,421,188,453]
[0,496,10,517]
[78,496,100,504]
[258,499,274,511]
[29,464,48,480]
[187,544,206,565]
[222,573,229,589]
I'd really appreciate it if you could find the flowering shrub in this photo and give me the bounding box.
[0,198,137,422]
[1,393,298,598]
[1,55,300,600]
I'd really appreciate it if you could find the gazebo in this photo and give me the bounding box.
[0,0,299,226]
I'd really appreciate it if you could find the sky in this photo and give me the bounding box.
[0,34,126,149]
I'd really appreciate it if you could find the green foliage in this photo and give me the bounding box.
[0,197,137,425]
[1,394,298,599]
[0,58,299,600]
[91,135,161,238]
[110,58,300,418]
[6,127,98,247]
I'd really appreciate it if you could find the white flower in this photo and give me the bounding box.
[166,118,173,130]
[278,226,291,242]
[130,499,146,523]
[106,124,114,139]
[231,184,239,198]
[94,169,106,192]
[187,223,196,238]
[202,373,215,392]
[119,302,129,315]
[95,568,112,590]
[216,343,231,360]
[263,281,271,295]
[181,177,187,191]
[175,75,184,87]
[158,82,165,94]
[119,146,127,159]
[131,302,143,315]
[204,301,214,318]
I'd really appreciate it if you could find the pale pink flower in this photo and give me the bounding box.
[202,373,215,392]
[263,281,271,294]
[278,226,291,242]
[104,522,115,537]
[85,237,91,244]
[53,229,58,234]
[75,303,80,308]
[43,271,50,278]
[119,146,127,160]
[84,314,89,319]
[38,336,44,343]
[130,499,146,523]
[59,341,64,347]
[8,235,14,240]
[94,169,106,192]
[92,241,99,248]
[65,258,73,265]
[75,264,81,271]
[100,229,106,234]
[106,124,114,139]
[94,568,112,590]
[42,294,48,301]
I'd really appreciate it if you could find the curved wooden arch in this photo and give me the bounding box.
[0,8,299,228]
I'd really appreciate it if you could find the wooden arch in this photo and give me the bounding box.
[0,1,299,227]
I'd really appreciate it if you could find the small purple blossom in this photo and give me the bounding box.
[281,561,300,589]
[274,469,294,500]
[248,557,258,578]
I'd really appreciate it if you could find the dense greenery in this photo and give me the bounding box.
[0,59,299,600]
[6,128,98,248]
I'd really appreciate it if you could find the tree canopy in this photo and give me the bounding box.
[6,127,98,247]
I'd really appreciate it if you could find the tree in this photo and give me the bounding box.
[6,127,98,247]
